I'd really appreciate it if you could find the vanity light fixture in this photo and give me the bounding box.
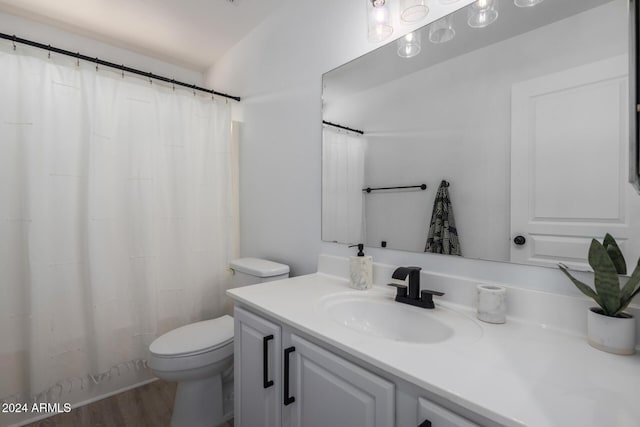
[397,30,421,58]
[467,0,499,29]
[367,0,433,43]
[399,0,429,23]
[367,0,393,43]
[514,0,543,7]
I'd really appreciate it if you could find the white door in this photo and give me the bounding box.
[234,307,282,427]
[511,55,640,269]
[284,334,394,427]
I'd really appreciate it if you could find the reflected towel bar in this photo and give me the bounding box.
[363,184,427,193]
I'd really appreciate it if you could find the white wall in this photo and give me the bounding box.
[0,11,203,85]
[206,0,476,276]
[206,0,636,296]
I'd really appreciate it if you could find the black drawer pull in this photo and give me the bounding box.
[263,335,274,389]
[284,346,296,405]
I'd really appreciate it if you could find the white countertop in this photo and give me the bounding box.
[227,272,640,427]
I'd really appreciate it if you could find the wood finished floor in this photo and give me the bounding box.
[23,380,233,427]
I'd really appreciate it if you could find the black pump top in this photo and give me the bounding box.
[349,243,365,256]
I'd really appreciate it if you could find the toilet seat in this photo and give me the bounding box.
[150,315,234,357]
[148,315,234,373]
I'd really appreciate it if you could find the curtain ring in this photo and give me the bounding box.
[192,84,196,96]
[148,72,153,85]
[47,45,51,59]
[76,52,80,67]
[95,57,99,72]
[121,65,124,79]
[171,79,175,91]
[12,35,16,51]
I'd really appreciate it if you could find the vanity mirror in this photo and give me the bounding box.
[322,0,640,271]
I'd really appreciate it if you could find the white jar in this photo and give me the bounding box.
[476,284,506,324]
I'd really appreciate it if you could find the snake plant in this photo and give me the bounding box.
[559,234,640,317]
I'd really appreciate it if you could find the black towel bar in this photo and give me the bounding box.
[363,184,427,193]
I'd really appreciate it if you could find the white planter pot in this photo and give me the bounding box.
[587,308,636,355]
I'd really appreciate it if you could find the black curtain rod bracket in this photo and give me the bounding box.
[363,184,427,193]
[1,32,240,102]
[323,120,364,135]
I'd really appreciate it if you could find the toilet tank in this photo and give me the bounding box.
[229,258,290,288]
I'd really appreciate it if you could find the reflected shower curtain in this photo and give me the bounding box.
[322,127,366,244]
[0,45,237,404]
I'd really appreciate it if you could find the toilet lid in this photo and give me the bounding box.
[229,257,289,277]
[149,315,234,357]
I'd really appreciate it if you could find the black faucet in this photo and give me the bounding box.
[388,266,444,309]
[392,266,422,299]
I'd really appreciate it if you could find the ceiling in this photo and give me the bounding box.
[0,0,283,71]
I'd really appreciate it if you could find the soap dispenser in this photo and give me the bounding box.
[349,243,372,290]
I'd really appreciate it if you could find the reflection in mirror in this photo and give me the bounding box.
[322,0,640,272]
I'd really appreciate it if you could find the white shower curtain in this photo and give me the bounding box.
[322,127,366,244]
[0,44,237,404]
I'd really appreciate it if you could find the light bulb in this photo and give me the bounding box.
[367,0,393,43]
[397,31,421,58]
[374,8,387,23]
[468,0,498,28]
[399,0,429,23]
[429,16,455,43]
[514,0,543,7]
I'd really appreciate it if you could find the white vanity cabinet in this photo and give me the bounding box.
[234,307,282,427]
[234,305,483,427]
[284,333,395,427]
[234,306,394,427]
[418,397,480,427]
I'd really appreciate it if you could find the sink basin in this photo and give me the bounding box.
[317,290,482,344]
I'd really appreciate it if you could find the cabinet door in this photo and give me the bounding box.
[234,306,282,427]
[284,334,394,427]
[418,397,479,427]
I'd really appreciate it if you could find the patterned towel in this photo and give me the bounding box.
[425,180,461,256]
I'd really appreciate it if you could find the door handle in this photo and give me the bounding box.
[284,346,296,406]
[513,235,526,246]
[263,334,274,389]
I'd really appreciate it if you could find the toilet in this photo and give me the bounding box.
[148,258,290,427]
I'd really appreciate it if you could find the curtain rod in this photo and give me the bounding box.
[322,120,364,135]
[0,32,241,102]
